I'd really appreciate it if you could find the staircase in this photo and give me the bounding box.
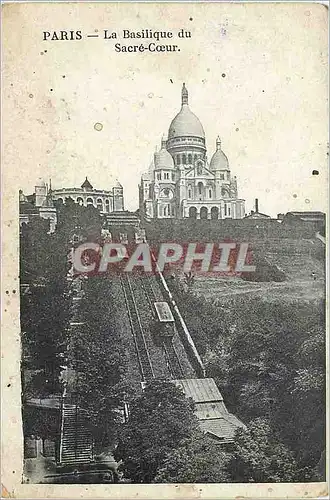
[59,403,94,466]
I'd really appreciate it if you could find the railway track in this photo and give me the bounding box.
[120,273,154,382]
[138,274,184,379]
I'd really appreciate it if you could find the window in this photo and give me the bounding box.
[228,206,231,216]
[209,189,212,199]
[105,199,110,213]
[188,189,192,199]
[157,173,161,180]
[188,154,192,164]
[220,173,225,180]
[197,164,203,175]
[182,155,186,165]
[96,198,103,211]
[198,182,203,195]
[120,233,128,244]
[164,172,169,180]
[194,154,198,163]
[171,172,175,181]
[224,204,227,216]
[177,155,181,165]
[86,197,94,206]
[76,197,83,206]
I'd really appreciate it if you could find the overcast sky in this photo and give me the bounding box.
[3,2,328,216]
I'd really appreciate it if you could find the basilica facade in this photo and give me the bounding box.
[139,84,245,220]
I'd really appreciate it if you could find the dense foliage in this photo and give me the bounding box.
[114,381,200,483]
[70,275,133,447]
[154,430,230,483]
[166,276,326,480]
[20,200,102,397]
[20,217,70,395]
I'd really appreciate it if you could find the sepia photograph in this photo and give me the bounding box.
[1,2,328,498]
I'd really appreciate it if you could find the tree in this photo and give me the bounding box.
[114,381,199,483]
[20,200,102,398]
[69,275,133,448]
[154,430,230,483]
[228,418,301,482]
[20,218,71,396]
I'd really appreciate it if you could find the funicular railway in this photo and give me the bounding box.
[120,267,185,382]
[137,274,184,380]
[120,273,155,382]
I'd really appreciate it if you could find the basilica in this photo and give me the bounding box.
[139,84,245,220]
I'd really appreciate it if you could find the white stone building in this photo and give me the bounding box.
[52,177,124,213]
[139,84,245,220]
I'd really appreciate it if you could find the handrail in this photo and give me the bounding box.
[58,383,67,464]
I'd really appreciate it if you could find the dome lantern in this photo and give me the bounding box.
[182,82,188,105]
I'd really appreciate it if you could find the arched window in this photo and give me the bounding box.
[194,154,198,163]
[96,198,103,211]
[182,155,186,165]
[209,189,212,199]
[188,188,192,199]
[189,206,197,219]
[177,155,181,165]
[200,207,208,220]
[105,199,110,213]
[211,207,219,220]
[86,197,94,206]
[198,182,203,196]
[188,154,192,164]
[76,197,83,206]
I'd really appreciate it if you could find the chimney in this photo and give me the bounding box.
[255,198,259,213]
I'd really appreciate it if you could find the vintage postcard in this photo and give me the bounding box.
[1,2,328,498]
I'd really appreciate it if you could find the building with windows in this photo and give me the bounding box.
[139,84,245,220]
[19,177,125,232]
[52,177,124,213]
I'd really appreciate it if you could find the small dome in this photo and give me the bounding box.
[168,84,205,139]
[81,177,93,190]
[210,136,230,171]
[154,137,174,170]
[19,190,28,202]
[36,177,46,187]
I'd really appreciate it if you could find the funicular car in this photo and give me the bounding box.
[153,301,176,339]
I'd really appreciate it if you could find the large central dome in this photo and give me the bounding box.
[168,83,205,139]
